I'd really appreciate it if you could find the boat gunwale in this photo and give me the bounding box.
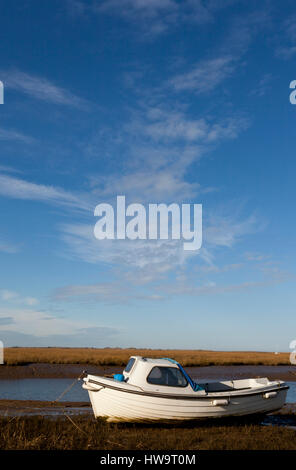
[86,377,289,400]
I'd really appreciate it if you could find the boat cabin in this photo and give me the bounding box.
[114,356,202,391]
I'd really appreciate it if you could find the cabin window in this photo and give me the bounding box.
[124,357,136,373]
[147,366,188,387]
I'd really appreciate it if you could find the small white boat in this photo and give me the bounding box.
[82,356,289,422]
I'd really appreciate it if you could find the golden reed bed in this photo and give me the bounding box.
[3,347,290,366]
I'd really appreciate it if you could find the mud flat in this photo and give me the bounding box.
[0,363,122,380]
[0,399,91,418]
[0,399,90,417]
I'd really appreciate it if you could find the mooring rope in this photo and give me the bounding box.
[52,370,87,403]
[51,370,89,435]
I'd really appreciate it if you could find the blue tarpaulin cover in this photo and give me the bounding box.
[113,373,125,382]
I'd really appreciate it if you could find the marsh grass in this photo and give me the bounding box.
[0,416,295,450]
[3,348,290,367]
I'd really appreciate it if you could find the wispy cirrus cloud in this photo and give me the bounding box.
[0,127,35,144]
[53,280,131,304]
[249,73,273,97]
[51,248,292,305]
[167,11,270,94]
[276,17,296,59]
[0,289,38,307]
[1,69,89,109]
[88,104,249,202]
[169,56,235,94]
[154,277,292,298]
[204,214,262,248]
[52,278,168,304]
[127,106,248,143]
[244,252,270,262]
[66,0,237,37]
[0,173,91,211]
[58,206,261,285]
[60,222,190,270]
[92,169,200,202]
[0,307,120,346]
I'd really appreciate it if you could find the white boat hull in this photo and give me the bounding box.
[83,376,288,423]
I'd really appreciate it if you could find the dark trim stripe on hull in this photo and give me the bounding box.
[87,378,289,400]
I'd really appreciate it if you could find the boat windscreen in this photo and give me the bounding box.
[124,357,135,373]
[160,358,204,391]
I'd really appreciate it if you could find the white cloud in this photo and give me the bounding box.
[53,281,130,304]
[0,290,19,301]
[0,127,35,144]
[88,105,249,202]
[0,289,39,307]
[96,0,194,36]
[167,11,270,94]
[93,169,199,202]
[194,263,243,274]
[60,222,190,270]
[2,70,88,108]
[276,17,296,59]
[52,278,170,304]
[204,214,261,248]
[249,74,273,97]
[155,278,290,297]
[56,206,262,303]
[24,297,39,306]
[128,106,248,144]
[140,110,209,142]
[170,56,235,94]
[244,252,270,262]
[276,45,296,59]
[0,173,91,211]
[286,17,296,42]
[89,0,239,38]
[0,307,120,346]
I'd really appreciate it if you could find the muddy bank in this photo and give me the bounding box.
[0,399,90,409]
[0,399,91,418]
[0,363,122,380]
[0,363,295,381]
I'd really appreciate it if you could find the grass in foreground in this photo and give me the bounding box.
[0,416,296,450]
[3,347,290,366]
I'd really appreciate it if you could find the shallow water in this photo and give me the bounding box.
[0,378,88,402]
[0,377,295,403]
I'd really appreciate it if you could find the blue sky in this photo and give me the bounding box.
[0,0,296,351]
